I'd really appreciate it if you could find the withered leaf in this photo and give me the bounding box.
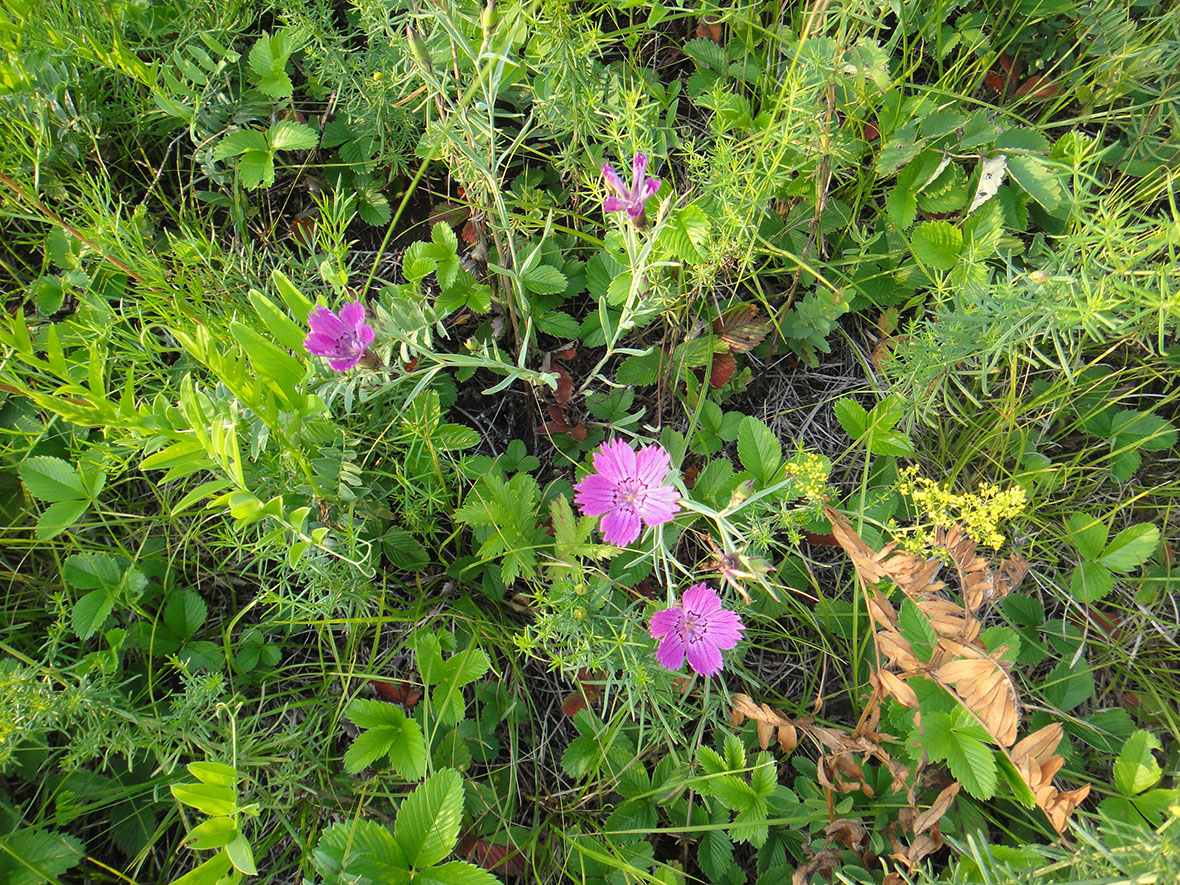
[911,782,960,837]
[714,303,771,353]
[877,670,919,708]
[935,642,1019,747]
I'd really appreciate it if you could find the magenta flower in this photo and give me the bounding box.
[573,439,680,547]
[601,153,661,221]
[649,583,745,677]
[303,302,375,371]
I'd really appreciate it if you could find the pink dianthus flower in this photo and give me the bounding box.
[573,439,680,547]
[601,153,661,222]
[649,583,745,677]
[303,302,375,371]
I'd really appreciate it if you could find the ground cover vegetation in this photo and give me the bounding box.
[1,0,1179,881]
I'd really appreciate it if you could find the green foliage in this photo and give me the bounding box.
[312,769,497,884]
[344,698,427,779]
[1064,512,1159,604]
[170,761,259,880]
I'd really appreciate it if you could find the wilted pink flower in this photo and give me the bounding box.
[303,302,375,371]
[601,153,661,222]
[649,583,744,677]
[574,439,680,547]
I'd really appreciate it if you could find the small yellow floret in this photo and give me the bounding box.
[897,466,1026,548]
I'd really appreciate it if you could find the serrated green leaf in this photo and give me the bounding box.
[256,71,293,98]
[1100,524,1159,572]
[0,828,84,885]
[348,698,409,729]
[656,205,710,262]
[35,499,90,540]
[898,598,938,662]
[212,129,268,161]
[237,150,275,190]
[1066,513,1108,560]
[442,646,490,688]
[394,768,464,869]
[357,188,392,226]
[387,719,427,780]
[709,775,757,813]
[696,745,726,776]
[886,183,917,229]
[522,264,568,296]
[165,590,207,640]
[1110,410,1178,452]
[698,829,733,882]
[833,397,867,439]
[435,424,480,451]
[1070,560,1114,604]
[723,733,746,771]
[750,753,777,797]
[72,588,115,640]
[315,819,403,879]
[944,730,997,799]
[1006,155,1062,212]
[911,220,962,270]
[533,309,579,338]
[617,349,663,386]
[269,120,318,152]
[737,416,782,486]
[417,860,503,884]
[19,456,86,502]
[993,128,1050,153]
[1042,656,1094,712]
[344,726,398,774]
[1113,729,1162,797]
[561,735,600,779]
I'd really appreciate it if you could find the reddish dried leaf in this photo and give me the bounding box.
[714,304,771,353]
[569,423,587,442]
[371,678,422,707]
[682,464,700,489]
[1015,75,1060,99]
[461,219,479,245]
[459,834,528,877]
[291,214,317,246]
[696,15,723,43]
[541,404,571,433]
[709,352,736,389]
[802,529,839,546]
[554,365,572,404]
[428,201,470,228]
[862,119,880,141]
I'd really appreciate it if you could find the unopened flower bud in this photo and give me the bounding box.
[480,1,497,40]
[406,25,431,73]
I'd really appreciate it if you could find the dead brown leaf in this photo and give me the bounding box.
[935,641,1019,747]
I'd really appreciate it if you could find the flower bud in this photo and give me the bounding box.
[406,25,432,73]
[480,1,497,40]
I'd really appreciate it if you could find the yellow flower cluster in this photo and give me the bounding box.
[787,452,831,501]
[897,465,1026,549]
